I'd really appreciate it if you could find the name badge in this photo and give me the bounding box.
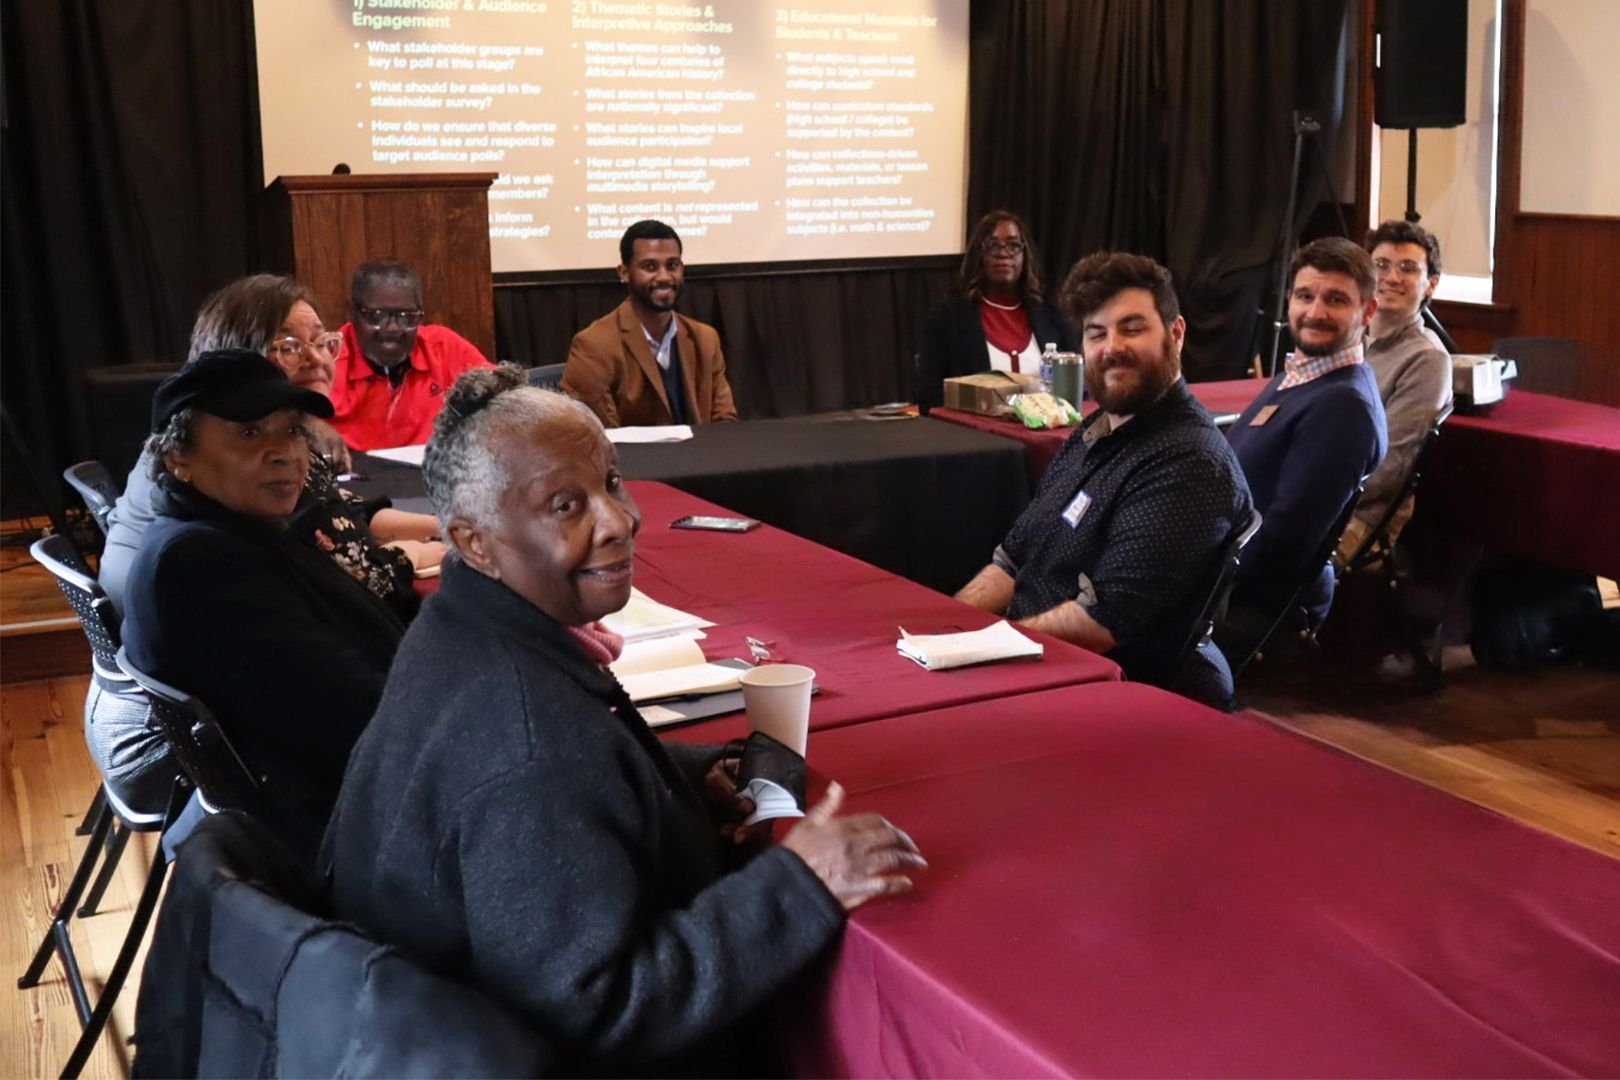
[1061,490,1092,528]
[1250,404,1280,426]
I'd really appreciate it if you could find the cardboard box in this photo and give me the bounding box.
[942,371,1042,416]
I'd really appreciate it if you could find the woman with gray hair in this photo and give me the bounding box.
[120,349,406,864]
[324,364,923,1074]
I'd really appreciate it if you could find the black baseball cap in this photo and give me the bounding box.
[151,348,334,432]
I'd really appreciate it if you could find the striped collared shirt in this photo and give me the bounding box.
[1279,339,1365,390]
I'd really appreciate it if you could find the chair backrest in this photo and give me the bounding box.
[62,460,123,537]
[135,811,549,1078]
[1231,479,1367,679]
[1169,507,1263,682]
[1339,403,1453,575]
[526,362,567,392]
[115,646,262,815]
[30,535,123,675]
[1490,336,1584,401]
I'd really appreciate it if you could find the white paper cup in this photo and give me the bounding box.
[738,663,815,756]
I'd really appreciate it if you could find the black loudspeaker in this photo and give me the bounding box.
[1375,0,1468,129]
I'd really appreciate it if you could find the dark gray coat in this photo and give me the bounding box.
[322,558,843,1075]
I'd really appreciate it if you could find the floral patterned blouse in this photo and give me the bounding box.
[295,453,419,621]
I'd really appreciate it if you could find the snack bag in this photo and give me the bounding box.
[1010,392,1081,430]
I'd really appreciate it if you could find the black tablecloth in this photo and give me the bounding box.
[352,415,1031,594]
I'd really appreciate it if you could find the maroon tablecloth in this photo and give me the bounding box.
[932,378,1268,481]
[1418,390,1620,578]
[625,481,1119,743]
[790,681,1620,1077]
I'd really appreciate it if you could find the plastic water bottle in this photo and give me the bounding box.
[1039,342,1057,394]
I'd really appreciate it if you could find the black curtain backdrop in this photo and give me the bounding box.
[2,0,1350,515]
[968,0,1353,381]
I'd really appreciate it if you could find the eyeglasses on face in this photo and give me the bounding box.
[266,334,343,363]
[983,240,1026,257]
[356,306,425,329]
[1372,258,1426,278]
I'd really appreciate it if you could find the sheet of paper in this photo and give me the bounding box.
[617,661,744,704]
[741,778,805,825]
[605,424,693,444]
[896,619,1044,671]
[366,444,426,466]
[609,636,708,679]
[601,587,714,643]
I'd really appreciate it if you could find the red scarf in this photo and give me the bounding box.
[977,292,1034,370]
[568,621,625,666]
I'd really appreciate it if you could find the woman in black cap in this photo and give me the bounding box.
[100,274,441,623]
[120,349,405,865]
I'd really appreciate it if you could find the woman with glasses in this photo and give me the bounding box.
[101,275,442,623]
[914,209,1077,411]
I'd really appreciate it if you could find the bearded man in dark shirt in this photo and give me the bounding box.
[956,252,1253,706]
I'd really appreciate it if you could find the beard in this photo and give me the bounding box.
[1085,337,1180,415]
[1291,320,1357,357]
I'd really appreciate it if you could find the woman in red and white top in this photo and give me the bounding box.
[914,210,1078,411]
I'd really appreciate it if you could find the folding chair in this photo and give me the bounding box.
[526,362,568,392]
[134,811,549,1078]
[62,461,123,537]
[1336,404,1454,686]
[17,538,183,1078]
[1229,482,1367,681]
[1167,507,1262,707]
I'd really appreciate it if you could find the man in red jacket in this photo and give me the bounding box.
[332,259,492,450]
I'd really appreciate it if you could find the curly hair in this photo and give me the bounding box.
[423,362,603,529]
[1365,219,1443,278]
[1057,252,1180,329]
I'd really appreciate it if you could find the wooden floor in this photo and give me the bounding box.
[3,532,1618,1076]
[3,676,158,1079]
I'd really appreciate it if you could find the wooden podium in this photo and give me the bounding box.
[261,173,498,361]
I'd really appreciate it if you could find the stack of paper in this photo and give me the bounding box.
[897,620,1044,671]
[601,587,714,643]
[609,635,743,703]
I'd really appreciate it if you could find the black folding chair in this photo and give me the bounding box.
[1230,481,1367,681]
[1338,404,1453,576]
[19,538,185,1080]
[115,647,264,818]
[61,461,122,538]
[1335,405,1455,686]
[1167,507,1262,705]
[134,812,550,1078]
[526,362,567,392]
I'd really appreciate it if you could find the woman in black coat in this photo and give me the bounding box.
[914,209,1078,411]
[121,350,406,865]
[323,365,923,1075]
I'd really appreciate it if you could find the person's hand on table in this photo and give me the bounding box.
[386,539,446,572]
[782,782,926,911]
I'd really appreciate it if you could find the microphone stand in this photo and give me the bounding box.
[1400,128,1459,354]
[1263,111,1351,377]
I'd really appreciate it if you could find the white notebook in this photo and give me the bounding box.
[897,620,1044,671]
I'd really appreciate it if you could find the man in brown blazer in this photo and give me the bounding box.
[561,220,738,427]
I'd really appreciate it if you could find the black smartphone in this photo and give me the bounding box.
[671,515,761,532]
